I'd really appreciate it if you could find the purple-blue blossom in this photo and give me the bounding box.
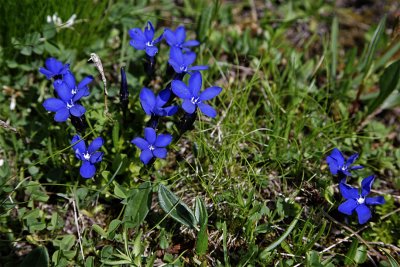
[39,57,70,80]
[43,79,89,122]
[164,26,200,51]
[129,21,163,57]
[168,47,208,74]
[171,71,222,118]
[71,135,104,178]
[338,176,385,224]
[140,88,178,117]
[131,127,172,165]
[326,148,363,176]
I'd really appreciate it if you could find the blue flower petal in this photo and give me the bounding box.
[156,89,170,107]
[183,40,200,47]
[355,204,371,224]
[328,148,345,168]
[145,46,158,57]
[338,199,358,215]
[164,28,176,46]
[189,71,202,96]
[155,134,172,147]
[80,160,96,178]
[170,47,184,65]
[365,196,385,205]
[140,88,156,115]
[129,28,146,42]
[140,149,153,164]
[175,26,186,44]
[144,21,155,41]
[153,148,167,159]
[73,87,89,101]
[168,59,182,73]
[184,52,196,66]
[39,68,54,80]
[198,103,217,118]
[78,76,93,90]
[54,108,70,122]
[172,80,191,99]
[88,137,104,154]
[144,127,156,144]
[131,137,149,150]
[182,99,196,114]
[346,153,359,166]
[63,71,76,89]
[43,98,65,112]
[350,165,363,171]
[69,104,86,117]
[199,86,222,101]
[71,135,86,156]
[45,58,63,73]
[339,181,359,200]
[189,65,209,71]
[153,34,164,44]
[361,175,375,197]
[163,105,178,116]
[129,40,146,50]
[54,79,73,102]
[90,151,104,164]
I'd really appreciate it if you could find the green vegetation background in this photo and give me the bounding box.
[0,0,399,266]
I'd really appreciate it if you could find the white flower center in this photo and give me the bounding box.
[83,152,90,160]
[180,65,188,72]
[66,100,74,109]
[357,196,365,205]
[71,88,77,94]
[146,41,154,47]
[341,166,346,171]
[148,145,155,151]
[191,97,200,105]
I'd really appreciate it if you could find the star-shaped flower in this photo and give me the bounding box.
[168,47,208,74]
[39,57,70,80]
[164,26,200,51]
[129,21,163,57]
[171,71,222,118]
[326,148,363,176]
[338,176,385,224]
[56,71,93,97]
[140,88,178,117]
[42,79,88,122]
[71,135,104,178]
[131,128,172,165]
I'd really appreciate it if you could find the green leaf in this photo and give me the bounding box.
[354,245,367,264]
[106,219,121,239]
[358,15,387,76]
[20,246,50,267]
[305,251,323,267]
[382,249,400,267]
[368,60,400,114]
[113,181,128,199]
[92,224,107,238]
[196,1,219,42]
[85,256,95,267]
[330,17,338,91]
[124,181,152,227]
[112,120,120,151]
[195,197,208,256]
[259,208,303,258]
[158,184,197,229]
[344,238,358,265]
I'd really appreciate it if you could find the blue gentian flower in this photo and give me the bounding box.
[326,148,363,176]
[42,79,88,122]
[71,135,104,178]
[168,47,208,74]
[140,88,178,116]
[57,72,93,97]
[39,57,70,80]
[338,176,385,224]
[131,127,172,165]
[172,71,222,118]
[164,26,200,51]
[129,21,163,57]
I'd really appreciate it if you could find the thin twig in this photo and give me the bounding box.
[88,53,108,114]
[0,119,18,133]
[71,198,85,261]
